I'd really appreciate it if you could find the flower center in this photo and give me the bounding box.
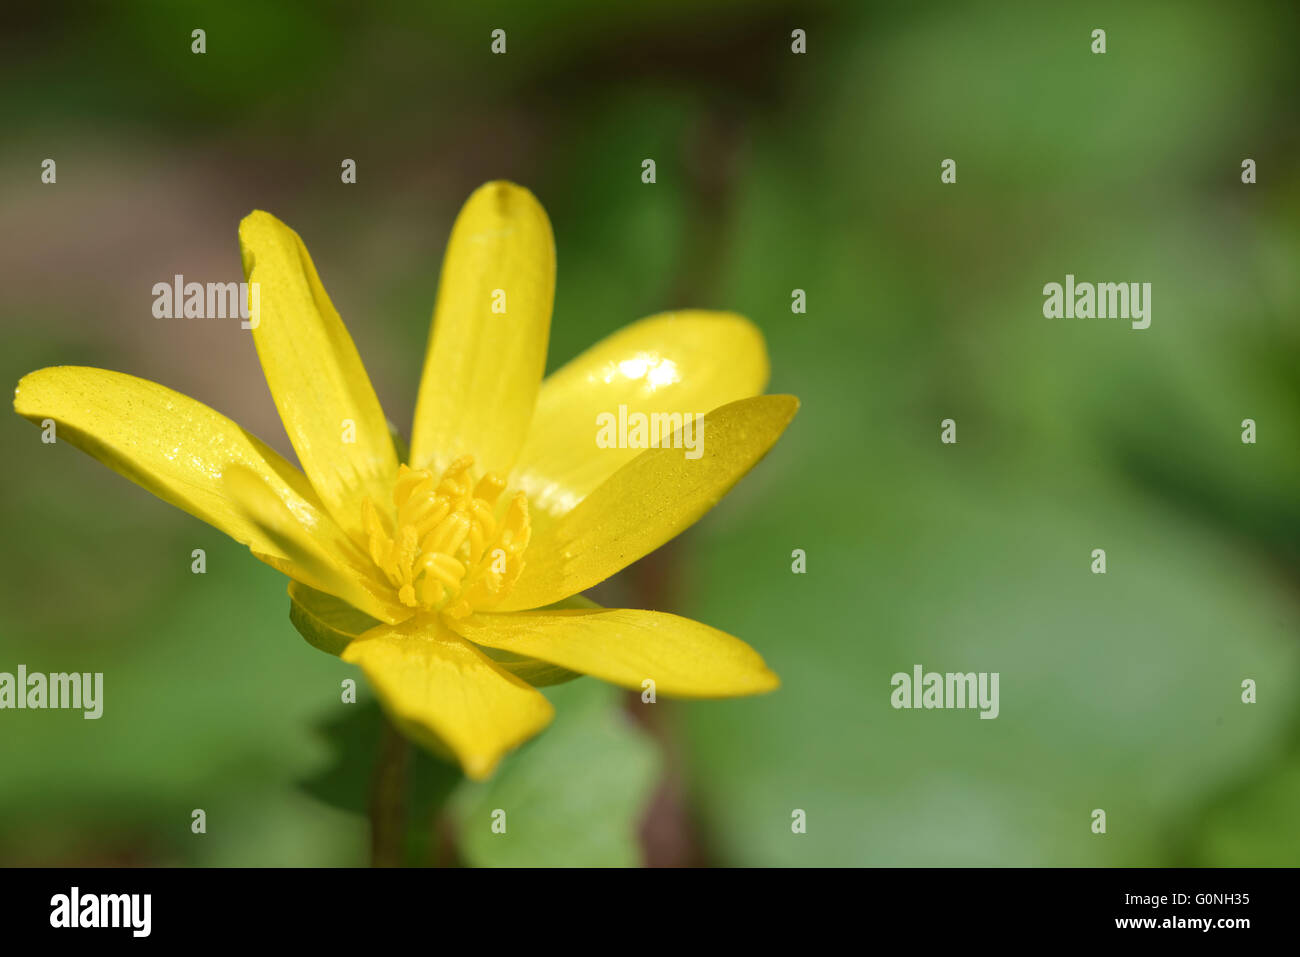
[361,457,530,618]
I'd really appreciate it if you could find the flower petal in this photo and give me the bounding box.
[13,364,334,565]
[499,394,799,611]
[223,467,407,624]
[341,616,555,779]
[450,607,779,698]
[409,182,555,478]
[239,210,399,545]
[287,580,582,687]
[511,311,770,520]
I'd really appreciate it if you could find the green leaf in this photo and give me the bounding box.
[672,74,1300,862]
[1179,730,1300,866]
[449,679,660,866]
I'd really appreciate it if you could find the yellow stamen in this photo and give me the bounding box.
[363,457,530,617]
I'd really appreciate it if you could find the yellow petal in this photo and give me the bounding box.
[224,467,407,625]
[341,616,555,779]
[499,394,799,611]
[239,210,399,545]
[409,182,555,478]
[13,365,334,566]
[450,607,779,698]
[512,311,770,521]
[287,581,581,687]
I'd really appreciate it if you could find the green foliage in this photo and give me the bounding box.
[450,680,661,867]
[2,0,1297,866]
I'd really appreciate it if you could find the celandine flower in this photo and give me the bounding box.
[14,182,798,778]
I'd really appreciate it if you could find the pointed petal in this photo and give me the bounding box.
[409,182,555,478]
[239,210,399,545]
[341,616,555,779]
[512,311,769,520]
[450,607,779,698]
[499,394,799,611]
[14,364,331,564]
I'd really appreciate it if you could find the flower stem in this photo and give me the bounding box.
[369,714,410,867]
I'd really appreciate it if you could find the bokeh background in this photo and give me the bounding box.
[2,0,1298,866]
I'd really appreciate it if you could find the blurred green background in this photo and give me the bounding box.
[2,0,1298,866]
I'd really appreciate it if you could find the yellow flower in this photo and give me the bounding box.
[13,182,798,779]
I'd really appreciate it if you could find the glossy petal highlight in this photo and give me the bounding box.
[511,310,770,521]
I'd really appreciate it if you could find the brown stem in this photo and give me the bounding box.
[369,714,410,867]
